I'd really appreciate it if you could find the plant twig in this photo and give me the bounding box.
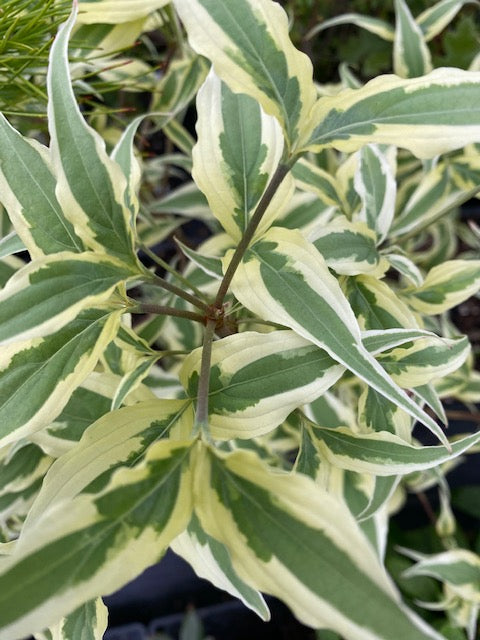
[131,302,205,324]
[194,317,217,434]
[214,161,292,308]
[145,271,210,313]
[140,243,208,302]
[193,160,294,438]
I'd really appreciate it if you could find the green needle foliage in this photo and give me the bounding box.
[0,0,71,116]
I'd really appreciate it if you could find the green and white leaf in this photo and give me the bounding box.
[229,227,447,444]
[22,399,193,528]
[172,514,269,619]
[34,598,108,640]
[358,386,411,438]
[404,260,480,314]
[362,328,439,355]
[173,0,317,150]
[376,335,470,388]
[416,0,480,42]
[305,68,480,158]
[0,232,25,260]
[194,445,443,639]
[402,549,480,603]
[148,182,211,220]
[393,0,432,78]
[110,115,144,222]
[0,308,122,448]
[0,439,194,640]
[358,475,402,521]
[413,384,447,425]
[309,423,480,476]
[111,356,158,410]
[48,8,138,265]
[275,192,336,235]
[347,275,419,330]
[292,157,342,208]
[385,253,424,287]
[193,71,293,242]
[180,330,344,439]
[0,114,83,257]
[391,164,455,239]
[0,444,52,498]
[176,239,224,279]
[77,0,170,24]
[306,14,394,42]
[0,253,133,347]
[31,382,114,457]
[353,144,397,242]
[150,55,210,128]
[309,217,383,275]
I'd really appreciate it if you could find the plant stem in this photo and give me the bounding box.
[194,317,217,433]
[131,302,205,324]
[193,160,294,437]
[145,271,210,313]
[214,161,292,308]
[140,243,208,302]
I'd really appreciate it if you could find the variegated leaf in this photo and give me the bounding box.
[180,330,344,439]
[347,275,419,330]
[0,232,25,260]
[0,114,83,257]
[377,335,470,388]
[362,328,438,354]
[71,19,148,59]
[413,383,447,424]
[0,308,121,448]
[391,164,455,238]
[228,227,447,444]
[176,239,224,279]
[173,0,317,150]
[275,192,336,235]
[309,423,480,476]
[404,260,480,314]
[393,0,432,78]
[295,425,322,480]
[291,158,342,208]
[385,253,424,287]
[402,549,480,603]
[193,71,293,242]
[309,217,383,276]
[111,356,158,410]
[110,115,144,222]
[0,253,133,347]
[0,479,44,541]
[0,444,52,499]
[305,68,480,158]
[34,599,108,640]
[77,0,170,24]
[22,399,193,528]
[172,514,269,619]
[416,0,480,42]
[306,14,395,42]
[0,439,194,640]
[151,55,209,127]
[31,382,114,457]
[48,9,138,265]
[149,182,211,220]
[358,475,402,521]
[353,144,397,242]
[358,387,411,438]
[193,445,443,639]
